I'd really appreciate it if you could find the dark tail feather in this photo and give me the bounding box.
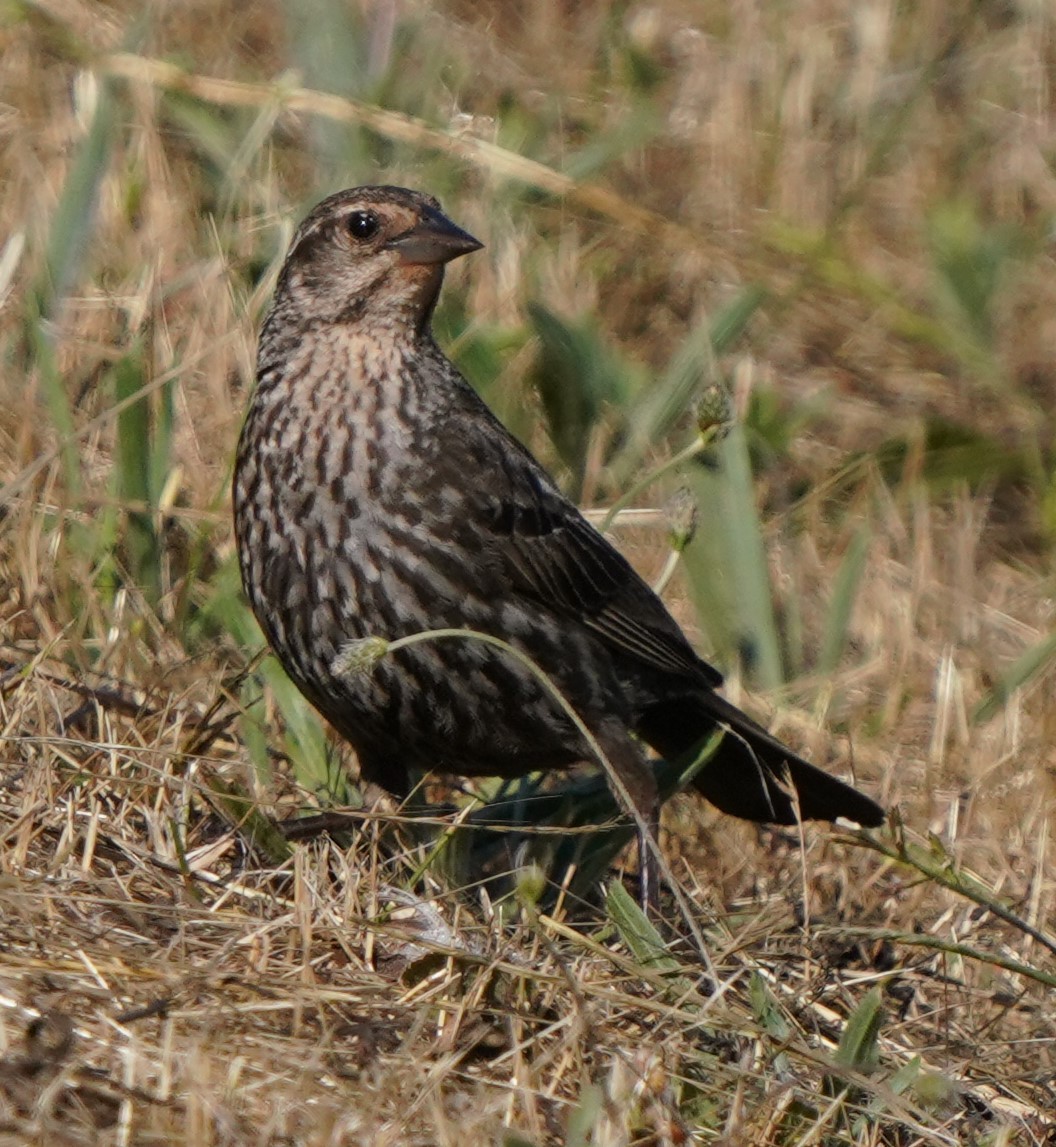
[636,693,884,828]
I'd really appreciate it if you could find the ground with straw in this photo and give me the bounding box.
[2,1,1055,1143]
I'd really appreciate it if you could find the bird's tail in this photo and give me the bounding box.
[637,693,884,828]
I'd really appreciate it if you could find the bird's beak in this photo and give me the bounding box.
[388,210,483,266]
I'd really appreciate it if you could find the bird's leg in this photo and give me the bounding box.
[596,719,661,915]
[637,803,661,917]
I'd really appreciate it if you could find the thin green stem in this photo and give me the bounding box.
[598,435,709,535]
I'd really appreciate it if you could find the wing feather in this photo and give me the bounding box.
[488,477,721,687]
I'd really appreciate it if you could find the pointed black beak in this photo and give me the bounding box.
[388,209,483,266]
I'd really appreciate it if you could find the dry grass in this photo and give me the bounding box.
[2,0,1056,1142]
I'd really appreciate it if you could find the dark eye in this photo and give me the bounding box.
[347,210,380,241]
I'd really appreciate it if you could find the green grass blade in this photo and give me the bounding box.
[28,75,121,494]
[528,302,631,495]
[749,970,791,1041]
[818,528,870,676]
[605,882,681,975]
[973,629,1056,724]
[261,657,346,802]
[685,423,783,687]
[927,200,1025,380]
[282,0,371,176]
[615,285,766,479]
[561,103,662,181]
[719,424,783,688]
[710,283,769,354]
[38,79,118,321]
[833,987,884,1073]
[564,1084,603,1147]
[822,986,883,1106]
[113,345,161,604]
[749,970,792,1074]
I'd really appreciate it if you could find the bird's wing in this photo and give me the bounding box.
[483,446,722,687]
[434,358,720,686]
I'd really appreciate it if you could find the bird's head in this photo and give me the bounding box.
[270,186,482,334]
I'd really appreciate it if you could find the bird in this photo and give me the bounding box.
[233,185,884,910]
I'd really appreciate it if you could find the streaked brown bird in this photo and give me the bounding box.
[233,186,883,908]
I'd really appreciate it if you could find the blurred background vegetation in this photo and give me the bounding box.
[2,0,1056,1140]
[4,0,1054,795]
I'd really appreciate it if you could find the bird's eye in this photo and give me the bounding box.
[347,210,380,241]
